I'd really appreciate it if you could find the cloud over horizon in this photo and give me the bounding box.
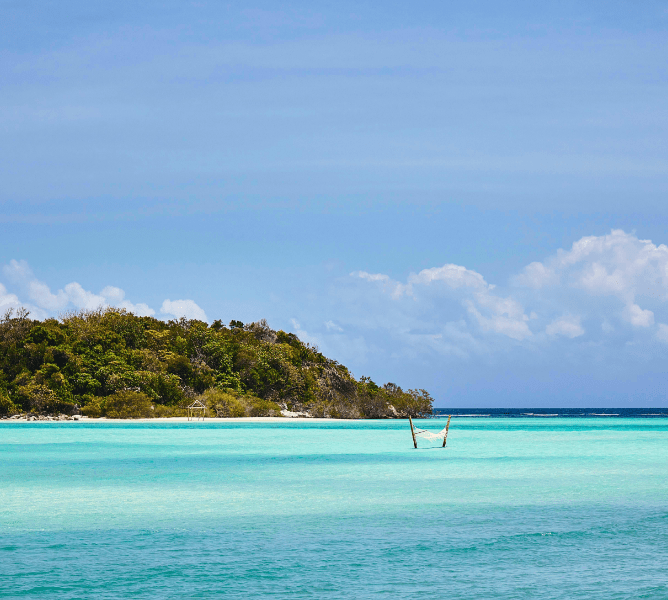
[336,230,668,362]
[0,259,206,323]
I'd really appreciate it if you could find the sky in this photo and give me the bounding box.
[2,0,668,407]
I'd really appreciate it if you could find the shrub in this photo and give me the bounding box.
[0,392,20,416]
[199,388,282,417]
[248,397,282,417]
[14,381,75,415]
[393,388,433,417]
[153,404,187,418]
[80,397,106,417]
[201,388,246,417]
[104,391,153,419]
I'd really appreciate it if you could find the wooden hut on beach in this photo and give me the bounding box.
[187,399,206,421]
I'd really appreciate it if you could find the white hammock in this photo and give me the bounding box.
[414,426,448,441]
[409,415,451,448]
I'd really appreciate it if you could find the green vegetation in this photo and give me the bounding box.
[0,308,433,419]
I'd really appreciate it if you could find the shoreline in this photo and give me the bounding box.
[2,415,364,423]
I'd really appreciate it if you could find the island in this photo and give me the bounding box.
[0,308,433,419]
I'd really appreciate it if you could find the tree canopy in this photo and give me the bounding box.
[0,308,433,419]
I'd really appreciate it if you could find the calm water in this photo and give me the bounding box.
[1,417,668,599]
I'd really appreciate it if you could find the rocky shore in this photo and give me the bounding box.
[1,409,318,421]
[3,414,85,421]
[0,414,356,422]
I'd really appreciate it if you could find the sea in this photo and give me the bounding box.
[1,411,668,599]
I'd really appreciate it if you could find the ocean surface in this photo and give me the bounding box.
[2,414,668,599]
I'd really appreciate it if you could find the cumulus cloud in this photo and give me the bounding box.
[32,280,69,310]
[3,259,33,282]
[0,283,21,313]
[0,259,165,319]
[546,315,585,338]
[348,230,668,356]
[2,259,213,325]
[624,303,654,327]
[514,230,667,329]
[656,323,668,344]
[512,261,559,288]
[353,263,532,341]
[351,271,409,298]
[2,259,156,315]
[99,286,155,316]
[409,263,489,291]
[160,299,207,321]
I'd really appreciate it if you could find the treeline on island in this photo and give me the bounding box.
[0,308,433,419]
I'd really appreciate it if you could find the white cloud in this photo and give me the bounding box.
[2,259,33,282]
[352,271,389,283]
[351,271,410,298]
[517,230,668,299]
[0,283,21,313]
[353,263,532,341]
[160,299,207,321]
[62,282,106,310]
[348,230,668,355]
[289,318,320,347]
[2,259,207,325]
[513,230,668,329]
[1,259,156,318]
[624,303,654,327]
[546,315,585,338]
[100,286,155,316]
[30,280,68,310]
[513,261,559,288]
[324,320,343,332]
[409,263,489,291]
[464,297,532,341]
[657,324,668,344]
[100,286,125,304]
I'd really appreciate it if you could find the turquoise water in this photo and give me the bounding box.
[1,418,668,598]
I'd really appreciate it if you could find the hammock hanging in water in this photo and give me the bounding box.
[408,415,451,448]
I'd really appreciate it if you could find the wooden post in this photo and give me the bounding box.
[409,416,417,449]
[442,415,451,447]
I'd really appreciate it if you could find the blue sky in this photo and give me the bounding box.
[2,1,668,406]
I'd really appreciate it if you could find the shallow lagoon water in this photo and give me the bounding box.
[1,418,668,598]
